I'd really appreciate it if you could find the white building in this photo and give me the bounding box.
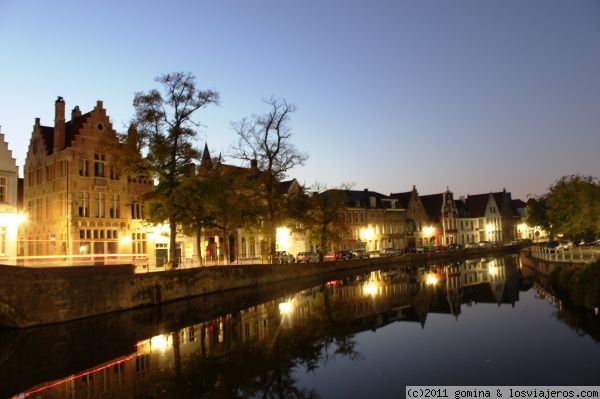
[0,129,23,264]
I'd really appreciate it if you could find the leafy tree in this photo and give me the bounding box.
[526,196,550,235]
[304,186,349,253]
[132,72,219,265]
[231,97,307,261]
[545,175,600,240]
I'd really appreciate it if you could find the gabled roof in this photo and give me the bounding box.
[455,199,470,218]
[464,193,491,218]
[389,191,412,209]
[420,193,443,222]
[321,189,389,209]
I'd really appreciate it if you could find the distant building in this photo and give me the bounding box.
[420,188,459,246]
[0,129,22,264]
[21,97,153,266]
[324,188,406,252]
[390,186,430,248]
[455,189,515,244]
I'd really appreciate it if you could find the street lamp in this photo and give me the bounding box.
[359,227,374,251]
[423,226,434,247]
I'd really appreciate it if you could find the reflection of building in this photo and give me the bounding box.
[0,130,22,264]
[21,98,154,266]
[18,256,520,397]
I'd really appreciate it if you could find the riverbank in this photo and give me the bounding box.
[0,245,522,328]
[520,250,600,313]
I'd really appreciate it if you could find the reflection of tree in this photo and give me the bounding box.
[149,292,360,398]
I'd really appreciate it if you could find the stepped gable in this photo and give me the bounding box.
[38,109,94,155]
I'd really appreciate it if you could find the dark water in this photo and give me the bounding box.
[2,254,599,398]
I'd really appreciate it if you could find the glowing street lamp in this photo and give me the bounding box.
[359,227,375,250]
[276,226,291,252]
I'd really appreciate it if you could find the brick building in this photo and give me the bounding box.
[21,97,153,266]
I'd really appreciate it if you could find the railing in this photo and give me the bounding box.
[529,245,598,264]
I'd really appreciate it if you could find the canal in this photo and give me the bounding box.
[1,254,599,398]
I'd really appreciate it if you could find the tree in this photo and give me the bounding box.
[528,175,600,240]
[525,196,550,235]
[133,72,219,265]
[545,175,600,240]
[304,184,350,253]
[231,97,308,261]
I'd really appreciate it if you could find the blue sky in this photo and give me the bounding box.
[1,0,598,200]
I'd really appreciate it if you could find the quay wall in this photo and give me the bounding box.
[0,246,519,328]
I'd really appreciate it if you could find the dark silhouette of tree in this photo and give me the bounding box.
[231,97,307,262]
[132,72,219,265]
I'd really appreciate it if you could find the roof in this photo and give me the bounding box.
[420,193,443,222]
[464,193,491,218]
[39,111,93,155]
[321,189,389,209]
[389,191,412,209]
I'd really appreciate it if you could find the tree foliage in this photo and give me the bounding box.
[528,175,600,240]
[304,186,349,253]
[132,72,219,264]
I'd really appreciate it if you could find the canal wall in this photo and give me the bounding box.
[0,246,520,328]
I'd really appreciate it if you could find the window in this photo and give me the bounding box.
[109,194,120,218]
[78,192,90,217]
[131,202,144,219]
[0,177,6,203]
[79,159,89,177]
[94,154,105,178]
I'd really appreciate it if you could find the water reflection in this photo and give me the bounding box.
[4,255,599,398]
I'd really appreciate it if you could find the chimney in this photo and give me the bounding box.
[250,159,258,171]
[54,96,66,152]
[71,106,81,121]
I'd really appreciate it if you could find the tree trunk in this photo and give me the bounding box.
[169,215,178,267]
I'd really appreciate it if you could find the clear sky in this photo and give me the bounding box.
[1,0,598,200]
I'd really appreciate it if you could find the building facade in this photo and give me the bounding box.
[21,97,154,266]
[332,189,406,252]
[390,186,430,248]
[0,130,22,264]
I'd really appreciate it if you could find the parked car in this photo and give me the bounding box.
[323,251,340,261]
[559,240,573,250]
[464,243,479,249]
[447,243,463,251]
[339,250,355,260]
[380,247,402,257]
[544,241,560,253]
[352,249,370,259]
[274,251,295,264]
[296,251,320,263]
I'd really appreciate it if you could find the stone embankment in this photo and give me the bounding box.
[0,246,520,328]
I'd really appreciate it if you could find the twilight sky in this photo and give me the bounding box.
[1,0,598,200]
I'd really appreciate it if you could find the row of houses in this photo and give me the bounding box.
[0,97,542,267]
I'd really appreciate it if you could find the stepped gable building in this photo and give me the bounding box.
[22,97,153,265]
[390,185,429,248]
[419,188,459,246]
[324,188,406,252]
[0,129,22,264]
